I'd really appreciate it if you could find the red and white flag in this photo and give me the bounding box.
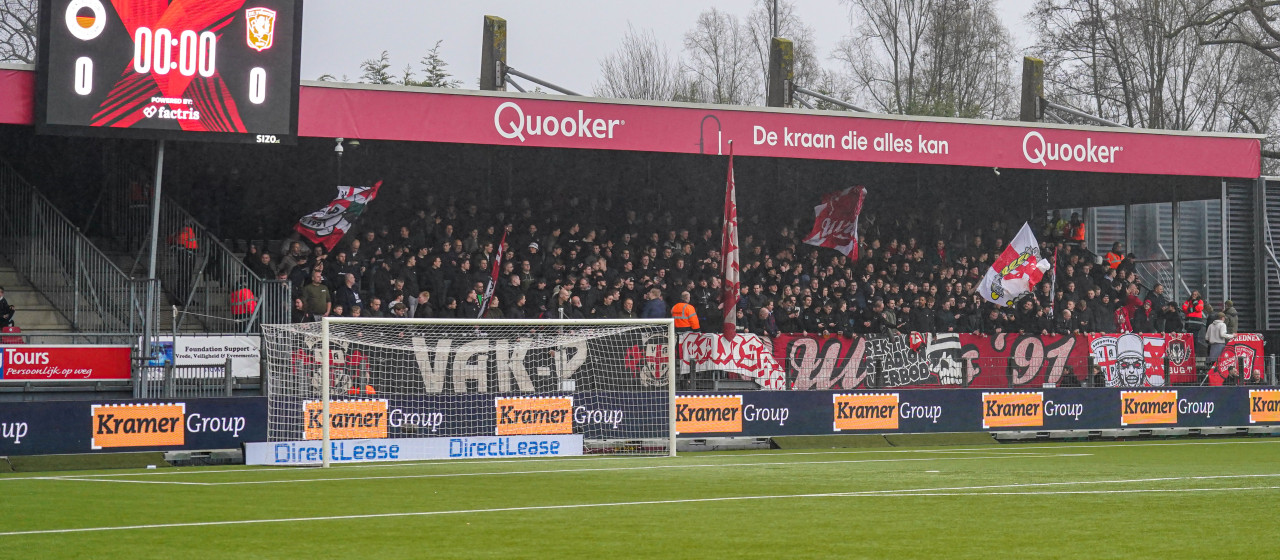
[478,230,508,317]
[802,186,866,258]
[978,222,1050,307]
[293,181,382,250]
[721,147,740,339]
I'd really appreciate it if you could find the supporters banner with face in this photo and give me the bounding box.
[721,148,740,339]
[802,186,866,258]
[1088,333,1198,387]
[293,181,383,250]
[977,222,1050,307]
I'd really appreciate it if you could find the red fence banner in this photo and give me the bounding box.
[677,333,785,390]
[1087,333,1197,387]
[1208,333,1265,385]
[776,333,1109,390]
[957,334,1092,388]
[0,345,132,381]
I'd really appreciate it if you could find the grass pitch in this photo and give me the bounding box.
[3,438,1279,559]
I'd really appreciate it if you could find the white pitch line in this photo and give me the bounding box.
[858,486,1280,497]
[841,473,1280,495]
[3,472,1277,538]
[45,453,1089,486]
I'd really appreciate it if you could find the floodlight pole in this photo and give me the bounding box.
[139,139,165,397]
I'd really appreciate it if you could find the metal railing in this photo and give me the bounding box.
[0,161,159,335]
[137,359,234,398]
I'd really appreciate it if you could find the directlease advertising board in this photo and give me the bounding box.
[0,345,131,381]
[245,435,584,466]
[0,397,266,455]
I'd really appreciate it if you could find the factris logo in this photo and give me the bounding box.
[1022,131,1123,167]
[494,101,625,143]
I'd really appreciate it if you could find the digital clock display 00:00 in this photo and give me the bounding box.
[37,0,301,143]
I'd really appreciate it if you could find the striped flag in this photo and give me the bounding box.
[721,146,740,339]
[477,230,508,317]
[293,181,382,250]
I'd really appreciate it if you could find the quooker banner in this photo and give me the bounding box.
[297,84,1261,178]
[0,69,1260,176]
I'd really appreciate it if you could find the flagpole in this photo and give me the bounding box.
[1049,246,1059,317]
[721,140,739,340]
[479,230,508,318]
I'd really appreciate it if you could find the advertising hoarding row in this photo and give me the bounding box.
[0,397,266,455]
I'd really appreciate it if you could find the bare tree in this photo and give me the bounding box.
[834,0,1015,118]
[594,24,685,100]
[1177,0,1280,63]
[1030,0,1280,129]
[683,8,758,104]
[0,0,37,64]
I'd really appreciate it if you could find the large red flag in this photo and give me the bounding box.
[802,186,866,258]
[721,146,740,339]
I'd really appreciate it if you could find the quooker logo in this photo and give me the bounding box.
[494,101,625,143]
[1022,131,1123,167]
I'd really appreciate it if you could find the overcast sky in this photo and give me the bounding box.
[300,0,1039,93]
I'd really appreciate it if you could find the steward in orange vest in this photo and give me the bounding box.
[1104,242,1124,270]
[672,291,700,332]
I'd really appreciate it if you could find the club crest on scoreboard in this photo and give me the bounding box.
[246,7,277,52]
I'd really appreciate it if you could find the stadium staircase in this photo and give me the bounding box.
[0,160,158,345]
[84,163,289,334]
[0,256,75,337]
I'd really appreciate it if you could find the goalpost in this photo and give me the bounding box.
[256,318,677,466]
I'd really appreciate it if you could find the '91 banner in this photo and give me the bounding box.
[35,0,302,144]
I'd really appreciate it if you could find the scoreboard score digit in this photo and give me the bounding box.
[36,0,302,144]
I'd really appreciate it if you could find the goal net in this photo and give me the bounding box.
[257,318,676,466]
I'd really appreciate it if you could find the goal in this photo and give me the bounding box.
[258,318,676,466]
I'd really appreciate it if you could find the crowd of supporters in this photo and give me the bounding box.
[249,196,1237,340]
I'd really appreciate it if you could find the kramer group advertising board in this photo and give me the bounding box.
[0,397,266,455]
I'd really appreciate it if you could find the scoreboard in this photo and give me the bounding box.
[35,0,303,144]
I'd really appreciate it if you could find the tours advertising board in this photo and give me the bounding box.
[0,345,131,381]
[35,0,302,143]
